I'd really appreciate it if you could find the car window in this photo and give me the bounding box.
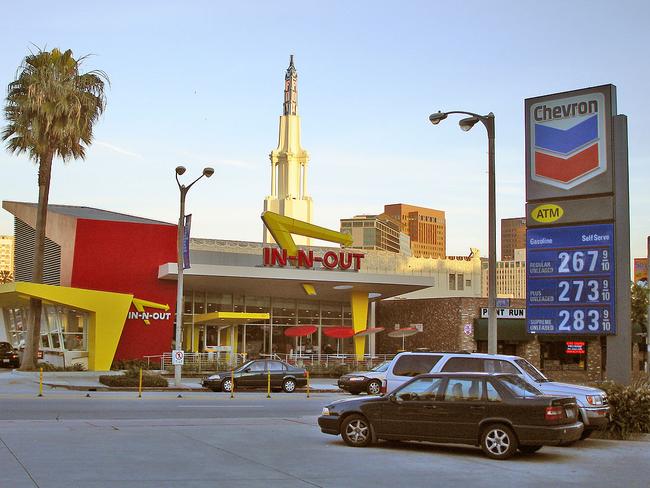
[0,343,12,352]
[440,357,484,373]
[498,375,543,397]
[486,381,502,402]
[267,361,285,371]
[392,355,442,377]
[443,379,483,401]
[248,361,266,372]
[371,361,389,373]
[514,358,548,382]
[484,359,519,374]
[395,377,444,401]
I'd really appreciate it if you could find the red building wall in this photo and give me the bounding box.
[70,219,177,362]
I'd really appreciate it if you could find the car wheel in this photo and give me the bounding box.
[221,378,233,393]
[518,445,542,454]
[367,380,382,395]
[481,424,518,460]
[341,414,373,447]
[282,378,296,393]
[580,428,594,440]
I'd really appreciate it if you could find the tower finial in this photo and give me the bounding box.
[283,55,298,115]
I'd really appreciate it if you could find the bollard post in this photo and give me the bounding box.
[38,367,43,397]
[138,367,143,399]
[306,370,310,399]
[230,370,234,399]
[267,370,271,399]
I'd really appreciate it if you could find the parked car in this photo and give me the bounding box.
[319,372,583,460]
[338,361,389,395]
[383,351,608,439]
[0,342,20,368]
[202,359,307,393]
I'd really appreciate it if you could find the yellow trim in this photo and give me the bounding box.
[131,298,170,325]
[302,284,317,296]
[193,311,270,324]
[0,282,132,371]
[351,291,369,360]
[261,211,352,256]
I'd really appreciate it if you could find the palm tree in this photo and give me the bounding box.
[2,48,108,370]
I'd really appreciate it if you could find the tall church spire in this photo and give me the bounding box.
[283,55,298,116]
[263,55,313,245]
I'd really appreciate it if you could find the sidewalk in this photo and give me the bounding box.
[3,370,341,392]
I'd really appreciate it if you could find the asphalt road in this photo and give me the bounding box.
[1,375,649,487]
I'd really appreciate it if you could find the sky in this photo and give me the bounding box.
[0,0,648,263]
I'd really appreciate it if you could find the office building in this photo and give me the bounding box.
[383,203,446,258]
[501,217,526,260]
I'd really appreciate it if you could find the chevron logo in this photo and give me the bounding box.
[530,93,606,190]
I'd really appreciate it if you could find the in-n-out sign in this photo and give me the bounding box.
[480,308,526,319]
[263,248,364,271]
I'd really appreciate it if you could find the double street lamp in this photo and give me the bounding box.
[174,165,214,387]
[429,110,498,354]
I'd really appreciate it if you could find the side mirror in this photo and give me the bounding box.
[389,394,402,403]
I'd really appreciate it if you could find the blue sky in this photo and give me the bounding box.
[1,0,648,262]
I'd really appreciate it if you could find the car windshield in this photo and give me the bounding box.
[371,361,389,373]
[499,375,543,397]
[235,361,256,372]
[0,343,12,352]
[515,358,549,383]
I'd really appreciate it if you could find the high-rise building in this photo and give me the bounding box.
[383,203,446,258]
[481,249,526,299]
[0,235,14,278]
[340,214,410,255]
[501,217,526,260]
[263,55,313,245]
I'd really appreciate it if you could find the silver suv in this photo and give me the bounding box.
[384,352,609,439]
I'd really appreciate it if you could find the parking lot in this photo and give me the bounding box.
[1,383,649,488]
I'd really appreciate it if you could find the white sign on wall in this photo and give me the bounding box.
[480,308,526,319]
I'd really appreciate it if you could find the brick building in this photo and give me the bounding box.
[501,217,526,260]
[383,203,446,258]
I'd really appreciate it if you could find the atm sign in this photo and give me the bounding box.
[531,204,564,223]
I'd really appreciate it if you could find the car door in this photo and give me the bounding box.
[238,360,266,387]
[435,377,487,442]
[379,376,445,440]
[267,360,286,387]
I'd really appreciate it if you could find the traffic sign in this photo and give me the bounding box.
[171,350,185,365]
[526,224,615,334]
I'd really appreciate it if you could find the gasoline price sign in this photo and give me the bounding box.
[526,223,615,334]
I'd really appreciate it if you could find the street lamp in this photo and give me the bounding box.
[174,165,214,387]
[429,110,498,355]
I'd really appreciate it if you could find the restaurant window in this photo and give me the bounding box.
[541,341,587,371]
[207,293,232,313]
[448,274,456,291]
[457,274,464,291]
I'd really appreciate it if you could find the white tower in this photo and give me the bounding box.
[263,55,313,245]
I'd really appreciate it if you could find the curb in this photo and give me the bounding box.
[44,384,342,393]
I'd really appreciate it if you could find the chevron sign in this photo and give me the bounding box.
[530,93,607,190]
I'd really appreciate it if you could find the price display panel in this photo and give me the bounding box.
[526,223,615,334]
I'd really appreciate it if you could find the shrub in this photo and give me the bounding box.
[600,378,650,439]
[111,359,157,371]
[37,362,85,372]
[99,370,168,388]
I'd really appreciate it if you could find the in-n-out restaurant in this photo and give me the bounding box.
[0,201,435,370]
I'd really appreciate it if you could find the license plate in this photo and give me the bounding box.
[565,407,576,418]
[2,359,8,363]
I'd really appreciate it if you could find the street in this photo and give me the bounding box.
[1,379,649,488]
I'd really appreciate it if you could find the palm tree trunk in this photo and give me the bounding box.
[19,151,53,371]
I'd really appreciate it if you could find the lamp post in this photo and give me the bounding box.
[429,110,498,354]
[174,165,214,387]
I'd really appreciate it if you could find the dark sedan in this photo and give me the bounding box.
[0,342,19,368]
[319,372,583,460]
[338,361,388,395]
[202,359,307,393]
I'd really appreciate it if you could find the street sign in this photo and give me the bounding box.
[526,224,615,334]
[480,308,526,319]
[171,350,185,365]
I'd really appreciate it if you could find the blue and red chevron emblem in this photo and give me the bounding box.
[530,93,607,190]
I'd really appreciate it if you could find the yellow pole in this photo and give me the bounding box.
[306,370,310,399]
[267,370,271,398]
[38,367,43,397]
[230,370,234,399]
[138,367,143,398]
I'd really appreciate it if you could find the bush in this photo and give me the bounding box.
[600,379,650,439]
[111,359,157,371]
[99,369,168,388]
[37,362,86,372]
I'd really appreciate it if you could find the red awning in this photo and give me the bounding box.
[284,325,318,337]
[323,327,355,339]
[354,327,385,337]
[387,328,419,338]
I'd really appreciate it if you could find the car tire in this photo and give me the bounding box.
[366,380,382,395]
[518,445,543,454]
[481,424,518,460]
[282,378,296,393]
[221,378,233,393]
[341,414,373,448]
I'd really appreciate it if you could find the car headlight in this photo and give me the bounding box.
[208,375,221,380]
[349,377,365,382]
[586,395,603,406]
[322,407,331,416]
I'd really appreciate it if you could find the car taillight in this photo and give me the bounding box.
[380,380,387,395]
[545,406,564,422]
